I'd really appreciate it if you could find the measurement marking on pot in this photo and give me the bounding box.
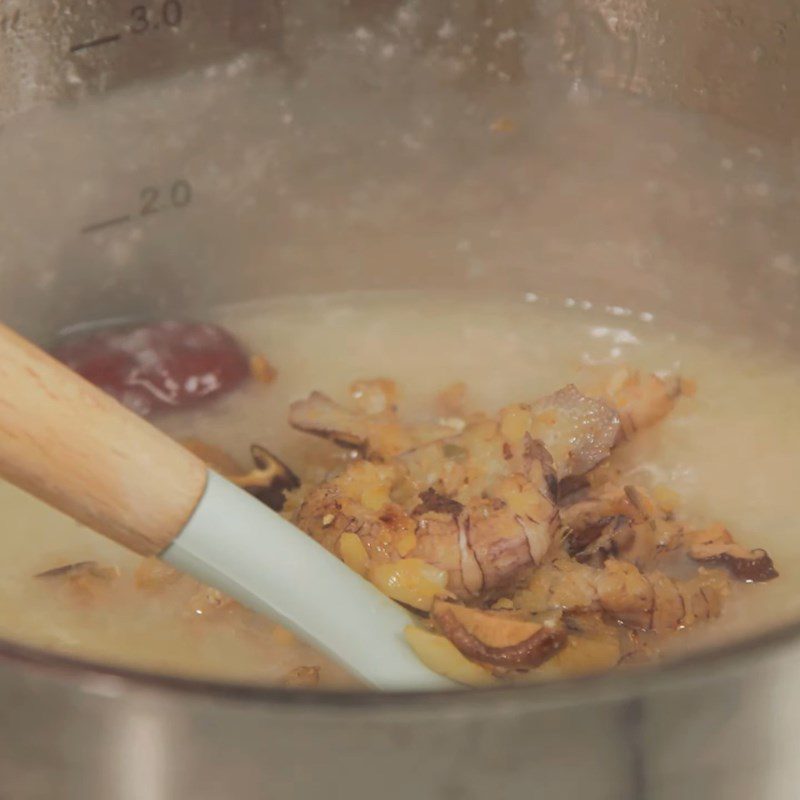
[69,33,122,53]
[130,1,184,34]
[70,2,183,55]
[81,179,193,235]
[81,214,132,235]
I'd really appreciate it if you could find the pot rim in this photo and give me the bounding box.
[0,613,794,711]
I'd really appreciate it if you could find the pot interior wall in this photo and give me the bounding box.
[0,0,797,348]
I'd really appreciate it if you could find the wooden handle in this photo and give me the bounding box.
[0,322,208,555]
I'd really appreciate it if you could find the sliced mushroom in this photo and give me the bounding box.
[35,561,118,580]
[564,517,614,558]
[562,484,682,568]
[562,487,639,564]
[182,439,300,512]
[230,444,300,512]
[289,391,373,451]
[566,515,638,564]
[431,600,567,669]
[289,391,452,459]
[560,484,632,532]
[688,524,778,582]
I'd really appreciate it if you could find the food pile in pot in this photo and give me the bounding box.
[45,318,777,687]
[281,373,777,684]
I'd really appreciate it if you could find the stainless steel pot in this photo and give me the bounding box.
[1,2,799,798]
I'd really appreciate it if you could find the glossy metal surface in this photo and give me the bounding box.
[1,2,799,798]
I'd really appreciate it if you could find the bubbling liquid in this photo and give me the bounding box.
[1,291,799,687]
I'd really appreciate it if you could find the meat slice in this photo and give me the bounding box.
[528,385,621,478]
[293,445,559,601]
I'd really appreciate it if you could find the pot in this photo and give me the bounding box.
[1,2,799,798]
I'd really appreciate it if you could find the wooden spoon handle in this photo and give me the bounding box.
[0,322,208,555]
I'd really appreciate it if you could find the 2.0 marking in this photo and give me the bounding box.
[81,179,194,235]
[140,179,192,216]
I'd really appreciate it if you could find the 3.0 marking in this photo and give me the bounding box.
[130,1,183,34]
[69,1,183,54]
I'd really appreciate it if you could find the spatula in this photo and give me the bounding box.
[0,321,451,690]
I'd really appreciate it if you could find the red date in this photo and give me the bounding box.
[53,321,250,417]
